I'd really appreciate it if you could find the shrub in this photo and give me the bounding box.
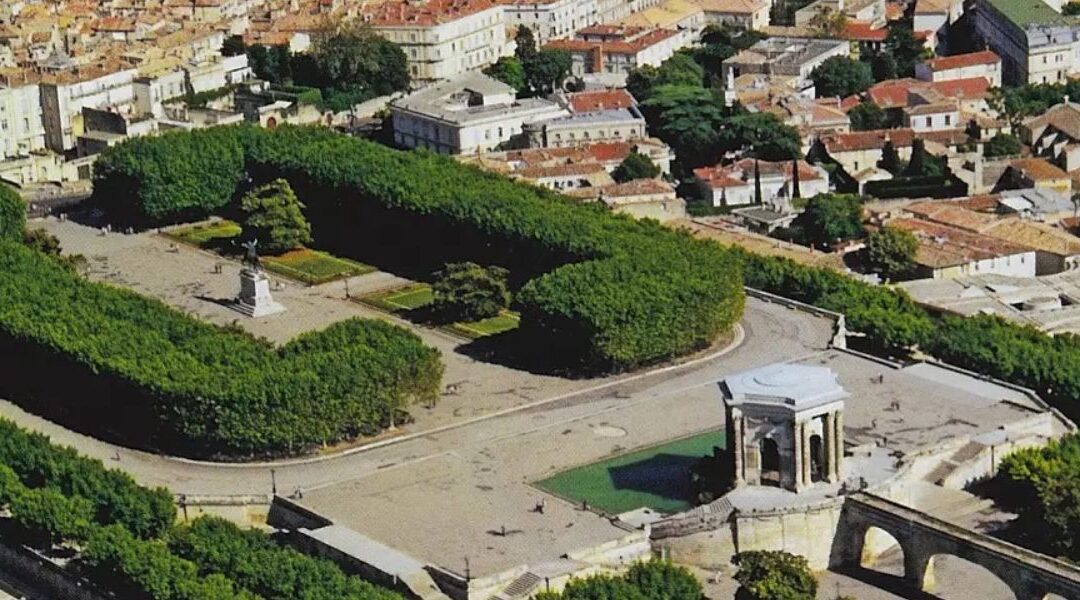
[239,178,312,254]
[432,262,511,321]
[0,184,25,241]
[733,550,816,600]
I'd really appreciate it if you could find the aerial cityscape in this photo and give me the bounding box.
[5,0,1080,598]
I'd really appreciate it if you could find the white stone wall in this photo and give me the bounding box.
[376,6,509,82]
[392,103,567,154]
[0,84,46,159]
[907,109,960,132]
[915,62,1002,87]
[503,0,598,44]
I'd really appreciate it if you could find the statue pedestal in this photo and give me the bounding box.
[232,267,285,318]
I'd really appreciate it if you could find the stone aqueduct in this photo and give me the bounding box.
[832,493,1080,600]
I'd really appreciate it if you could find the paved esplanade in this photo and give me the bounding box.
[0,297,834,498]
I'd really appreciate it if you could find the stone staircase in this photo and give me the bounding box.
[494,572,542,600]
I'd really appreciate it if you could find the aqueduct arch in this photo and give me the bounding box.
[832,493,1080,600]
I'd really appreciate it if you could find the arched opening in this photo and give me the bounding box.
[759,438,780,487]
[922,554,1016,600]
[809,434,824,482]
[1044,594,1067,600]
[859,526,904,578]
[266,116,278,130]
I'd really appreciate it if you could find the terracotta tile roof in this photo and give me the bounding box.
[820,128,969,152]
[696,0,767,14]
[565,89,636,112]
[955,194,1001,212]
[566,178,675,199]
[1023,102,1080,141]
[888,217,1031,267]
[921,50,999,72]
[694,158,822,188]
[987,220,1080,256]
[545,28,678,55]
[866,78,923,108]
[1011,157,1069,181]
[363,0,498,27]
[93,17,136,32]
[931,76,991,100]
[842,20,888,41]
[905,201,1000,232]
[515,162,608,178]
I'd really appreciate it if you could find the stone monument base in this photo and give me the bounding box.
[232,267,285,318]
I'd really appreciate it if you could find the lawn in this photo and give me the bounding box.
[362,284,435,312]
[535,430,726,515]
[165,221,373,285]
[165,220,241,248]
[448,312,520,339]
[360,285,520,338]
[262,248,375,285]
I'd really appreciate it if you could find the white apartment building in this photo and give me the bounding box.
[390,72,566,154]
[915,50,1002,86]
[975,0,1080,85]
[366,0,509,83]
[39,66,138,152]
[499,0,598,44]
[694,159,829,208]
[0,82,46,160]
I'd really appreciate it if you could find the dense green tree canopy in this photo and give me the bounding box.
[306,21,409,99]
[792,193,865,248]
[866,225,918,281]
[612,151,662,182]
[525,49,573,96]
[983,133,1022,158]
[847,100,887,131]
[240,178,312,254]
[885,26,926,78]
[432,262,511,321]
[483,56,527,92]
[733,551,817,600]
[0,183,26,241]
[868,51,899,82]
[811,56,873,99]
[717,112,801,161]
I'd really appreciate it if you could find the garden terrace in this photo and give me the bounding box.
[92,124,746,372]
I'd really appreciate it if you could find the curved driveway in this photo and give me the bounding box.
[0,298,834,496]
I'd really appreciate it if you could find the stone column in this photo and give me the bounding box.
[801,421,811,488]
[834,410,844,480]
[824,412,837,482]
[733,410,745,485]
[790,421,802,491]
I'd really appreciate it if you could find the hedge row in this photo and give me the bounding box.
[0,420,174,538]
[93,125,746,370]
[0,430,254,599]
[0,419,405,600]
[169,517,405,600]
[0,184,24,241]
[0,240,442,457]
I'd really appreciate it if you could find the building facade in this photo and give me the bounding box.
[366,0,510,83]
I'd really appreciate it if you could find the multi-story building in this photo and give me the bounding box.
[39,65,139,152]
[545,26,690,79]
[364,0,509,83]
[499,0,598,44]
[0,78,46,160]
[698,0,770,30]
[390,72,566,154]
[722,37,850,105]
[694,158,830,208]
[524,105,646,147]
[915,50,1002,86]
[974,0,1080,85]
